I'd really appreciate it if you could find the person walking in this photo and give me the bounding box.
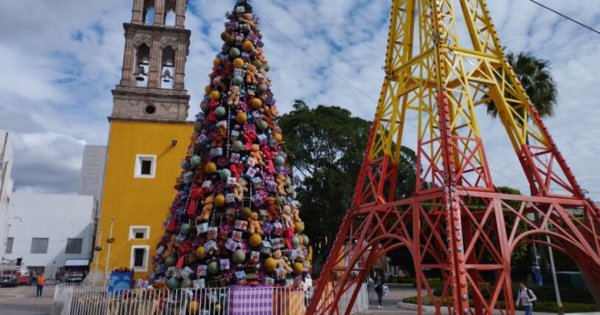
[516,282,537,315]
[30,270,37,286]
[374,272,385,309]
[35,272,46,297]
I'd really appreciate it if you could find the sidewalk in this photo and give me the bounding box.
[0,285,54,315]
[359,284,595,315]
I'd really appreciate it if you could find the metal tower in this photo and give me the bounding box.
[308,0,600,314]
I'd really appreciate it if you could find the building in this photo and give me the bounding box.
[79,145,107,203]
[91,0,193,279]
[3,192,96,278]
[0,130,14,261]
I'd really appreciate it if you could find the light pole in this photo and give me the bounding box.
[546,228,562,309]
[104,217,115,285]
[93,226,102,286]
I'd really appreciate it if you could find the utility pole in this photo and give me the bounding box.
[104,217,115,285]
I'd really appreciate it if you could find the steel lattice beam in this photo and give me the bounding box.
[308,0,600,314]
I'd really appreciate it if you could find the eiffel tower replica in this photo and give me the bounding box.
[308,1,600,314]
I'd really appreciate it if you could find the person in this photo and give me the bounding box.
[374,272,385,309]
[302,273,313,306]
[516,282,537,315]
[35,272,46,297]
[30,270,37,286]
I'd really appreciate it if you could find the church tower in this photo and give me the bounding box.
[92,0,194,280]
[112,0,190,120]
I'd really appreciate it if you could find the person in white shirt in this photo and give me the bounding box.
[516,282,537,315]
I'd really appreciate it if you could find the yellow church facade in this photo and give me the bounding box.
[95,120,192,278]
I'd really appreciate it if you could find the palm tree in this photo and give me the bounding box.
[487,52,558,119]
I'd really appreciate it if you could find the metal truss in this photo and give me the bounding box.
[308,0,600,314]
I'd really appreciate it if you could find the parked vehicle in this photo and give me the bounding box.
[63,268,85,283]
[0,267,30,287]
[58,259,90,283]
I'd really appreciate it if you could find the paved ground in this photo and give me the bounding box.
[0,283,584,315]
[0,285,54,315]
[361,283,418,314]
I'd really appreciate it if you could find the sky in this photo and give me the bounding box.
[0,0,599,200]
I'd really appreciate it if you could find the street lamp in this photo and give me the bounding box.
[104,217,116,285]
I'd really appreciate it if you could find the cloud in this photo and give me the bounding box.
[0,0,599,200]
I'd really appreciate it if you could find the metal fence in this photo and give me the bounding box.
[52,283,368,315]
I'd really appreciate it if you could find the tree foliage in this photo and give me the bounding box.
[278,101,370,267]
[487,51,558,119]
[279,101,419,273]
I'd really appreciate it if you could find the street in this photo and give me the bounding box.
[0,285,54,315]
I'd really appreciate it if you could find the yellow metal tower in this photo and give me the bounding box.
[309,1,600,314]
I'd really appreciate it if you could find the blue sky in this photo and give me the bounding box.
[0,0,599,200]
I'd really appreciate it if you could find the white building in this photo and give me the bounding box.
[3,192,96,278]
[0,130,14,260]
[78,145,107,203]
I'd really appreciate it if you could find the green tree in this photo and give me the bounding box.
[279,101,417,273]
[487,51,558,119]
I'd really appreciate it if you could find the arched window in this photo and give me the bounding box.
[143,0,155,25]
[134,44,151,87]
[164,0,177,27]
[161,46,175,89]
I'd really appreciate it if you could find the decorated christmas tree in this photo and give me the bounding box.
[152,0,311,290]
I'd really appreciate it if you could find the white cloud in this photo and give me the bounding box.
[0,0,599,200]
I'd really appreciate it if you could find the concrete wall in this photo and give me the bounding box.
[0,130,14,260]
[4,192,96,279]
[78,145,107,203]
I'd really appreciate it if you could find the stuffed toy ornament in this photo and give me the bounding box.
[248,212,263,235]
[198,195,215,222]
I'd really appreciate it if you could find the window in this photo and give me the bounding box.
[130,246,149,271]
[143,0,155,24]
[129,226,150,240]
[31,238,49,254]
[164,0,177,26]
[65,238,83,254]
[5,237,13,254]
[134,154,156,178]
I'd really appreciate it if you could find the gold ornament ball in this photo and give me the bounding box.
[188,301,199,313]
[213,58,222,67]
[250,98,263,109]
[233,58,245,68]
[293,262,304,275]
[215,194,226,207]
[240,207,252,219]
[205,162,217,174]
[240,207,252,220]
[249,233,262,247]
[236,112,247,124]
[243,40,255,52]
[264,258,277,272]
[195,247,206,260]
[210,90,221,101]
[204,84,212,94]
[273,133,283,143]
[294,221,304,233]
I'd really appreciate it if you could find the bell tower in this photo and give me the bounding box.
[92,0,194,280]
[112,0,190,121]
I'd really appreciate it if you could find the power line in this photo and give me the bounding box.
[528,0,600,36]
[260,18,379,105]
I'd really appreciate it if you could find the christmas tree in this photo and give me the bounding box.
[152,0,311,290]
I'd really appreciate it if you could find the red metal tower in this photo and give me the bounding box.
[308,0,600,314]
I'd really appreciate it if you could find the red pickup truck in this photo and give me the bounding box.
[0,268,30,287]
